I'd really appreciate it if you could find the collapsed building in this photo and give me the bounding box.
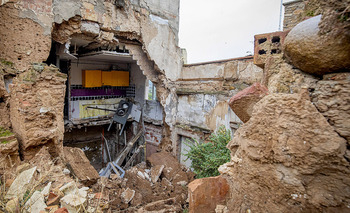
[0,0,350,212]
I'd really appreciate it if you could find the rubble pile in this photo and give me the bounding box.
[0,149,194,212]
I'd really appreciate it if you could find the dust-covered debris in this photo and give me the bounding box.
[0,148,194,212]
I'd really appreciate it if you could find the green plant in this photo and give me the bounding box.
[0,127,14,137]
[184,126,231,178]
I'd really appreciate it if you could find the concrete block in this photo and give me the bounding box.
[228,82,269,123]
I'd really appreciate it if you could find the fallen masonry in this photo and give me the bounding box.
[0,147,194,212]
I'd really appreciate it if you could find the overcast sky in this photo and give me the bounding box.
[179,0,285,64]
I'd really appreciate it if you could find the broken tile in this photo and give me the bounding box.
[47,192,60,206]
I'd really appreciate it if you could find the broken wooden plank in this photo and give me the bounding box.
[115,130,143,166]
[124,145,144,169]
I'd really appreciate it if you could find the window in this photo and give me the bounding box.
[145,80,156,101]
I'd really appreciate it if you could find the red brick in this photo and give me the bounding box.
[253,31,290,68]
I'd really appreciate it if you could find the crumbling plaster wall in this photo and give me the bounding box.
[174,58,263,148]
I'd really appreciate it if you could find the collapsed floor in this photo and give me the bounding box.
[1,147,194,212]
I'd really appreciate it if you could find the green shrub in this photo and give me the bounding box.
[184,126,231,178]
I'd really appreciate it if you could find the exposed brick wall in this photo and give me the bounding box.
[283,0,305,31]
[144,123,162,158]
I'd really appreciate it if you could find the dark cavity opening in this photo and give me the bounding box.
[259,49,267,55]
[272,36,280,43]
[271,49,281,54]
[0,97,4,103]
[258,38,267,44]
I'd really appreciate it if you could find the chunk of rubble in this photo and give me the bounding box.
[150,164,164,183]
[228,82,268,123]
[23,191,47,213]
[147,151,188,183]
[47,192,61,206]
[188,176,229,213]
[59,181,89,213]
[0,137,20,171]
[63,147,99,186]
[60,193,87,213]
[41,182,52,197]
[121,188,135,203]
[5,166,37,199]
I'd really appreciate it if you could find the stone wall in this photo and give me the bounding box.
[9,64,66,160]
[283,0,305,31]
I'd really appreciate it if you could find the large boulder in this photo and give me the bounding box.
[220,90,350,212]
[283,15,350,75]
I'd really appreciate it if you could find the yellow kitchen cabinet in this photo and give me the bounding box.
[101,71,113,86]
[111,71,129,86]
[82,70,102,87]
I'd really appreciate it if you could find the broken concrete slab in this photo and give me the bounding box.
[228,82,269,123]
[41,181,51,197]
[121,188,135,204]
[188,176,229,213]
[63,147,99,186]
[150,164,164,183]
[5,166,37,199]
[23,191,47,213]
